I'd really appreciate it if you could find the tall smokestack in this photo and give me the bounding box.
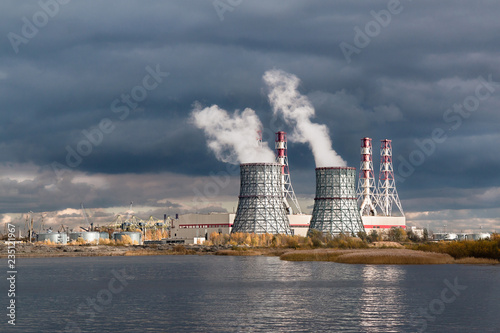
[275,131,302,214]
[309,167,365,236]
[357,137,377,216]
[232,163,292,234]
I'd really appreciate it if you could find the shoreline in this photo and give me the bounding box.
[1,243,499,264]
[279,248,499,265]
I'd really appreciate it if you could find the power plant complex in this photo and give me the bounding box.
[26,132,407,245]
[169,132,407,243]
[25,131,493,245]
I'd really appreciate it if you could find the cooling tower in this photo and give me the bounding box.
[232,163,292,234]
[309,167,365,235]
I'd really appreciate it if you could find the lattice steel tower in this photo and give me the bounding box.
[232,163,292,234]
[357,137,377,216]
[377,139,404,216]
[275,131,302,214]
[309,167,365,235]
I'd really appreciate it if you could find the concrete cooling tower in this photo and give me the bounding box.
[232,163,292,234]
[309,167,365,235]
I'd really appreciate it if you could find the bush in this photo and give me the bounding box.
[369,229,380,243]
[410,237,500,260]
[309,229,324,248]
[387,227,407,242]
[407,230,421,242]
[115,235,134,245]
[285,236,300,249]
[199,231,369,250]
[357,231,368,242]
[99,238,114,245]
[173,244,186,253]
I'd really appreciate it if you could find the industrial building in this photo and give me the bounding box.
[171,134,410,242]
[170,212,311,243]
[34,133,411,245]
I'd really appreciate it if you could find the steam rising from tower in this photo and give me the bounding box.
[264,69,346,167]
[191,104,275,164]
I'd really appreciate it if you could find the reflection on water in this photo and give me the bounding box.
[359,266,408,332]
[1,256,498,333]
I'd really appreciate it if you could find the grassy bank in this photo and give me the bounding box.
[407,235,500,261]
[206,231,369,249]
[214,248,287,256]
[280,249,456,265]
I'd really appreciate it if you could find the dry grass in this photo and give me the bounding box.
[215,249,263,256]
[280,248,455,265]
[279,249,350,262]
[370,241,404,248]
[454,257,500,265]
[123,249,173,256]
[35,240,58,246]
[409,236,500,260]
[214,248,288,256]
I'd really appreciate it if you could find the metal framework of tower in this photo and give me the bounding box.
[377,139,404,216]
[357,138,377,216]
[275,131,302,214]
[309,167,365,235]
[232,163,292,234]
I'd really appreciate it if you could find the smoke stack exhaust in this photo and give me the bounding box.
[309,167,365,236]
[232,163,292,234]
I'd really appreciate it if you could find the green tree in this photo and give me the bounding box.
[388,227,406,242]
[368,229,379,243]
[357,231,368,242]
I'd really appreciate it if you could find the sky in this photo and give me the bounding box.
[1,0,499,233]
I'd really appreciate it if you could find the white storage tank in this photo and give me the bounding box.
[113,232,142,245]
[69,232,100,244]
[37,232,68,244]
[471,233,491,240]
[99,232,110,240]
[444,233,458,241]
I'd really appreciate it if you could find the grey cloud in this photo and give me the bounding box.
[1,0,499,232]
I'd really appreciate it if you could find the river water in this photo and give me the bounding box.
[1,255,499,332]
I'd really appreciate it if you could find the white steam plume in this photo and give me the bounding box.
[191,104,275,164]
[263,69,346,167]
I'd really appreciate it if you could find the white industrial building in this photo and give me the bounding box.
[361,216,406,232]
[170,213,311,243]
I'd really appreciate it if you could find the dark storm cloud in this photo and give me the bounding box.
[0,0,499,230]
